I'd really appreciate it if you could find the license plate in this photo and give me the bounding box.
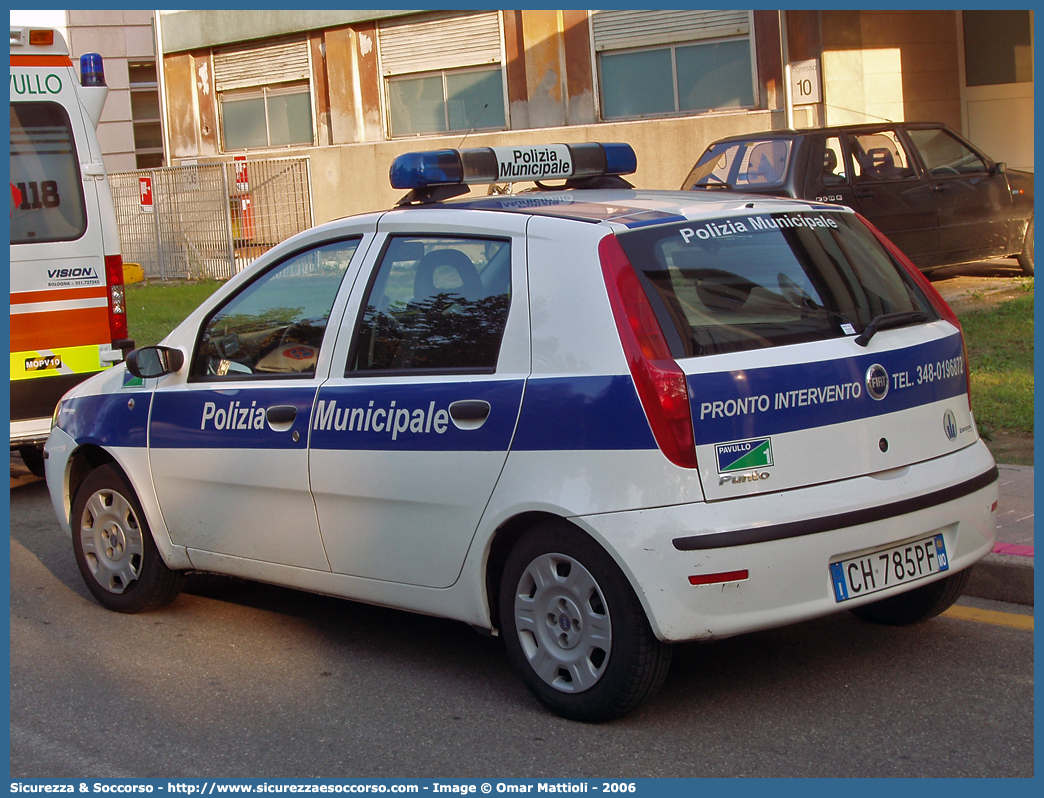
[830,534,949,603]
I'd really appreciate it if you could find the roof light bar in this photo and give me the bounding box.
[390,142,637,191]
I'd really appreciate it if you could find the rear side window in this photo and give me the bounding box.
[349,236,511,374]
[616,212,936,358]
[10,102,87,244]
[682,139,792,190]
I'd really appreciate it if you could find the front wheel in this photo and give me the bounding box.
[71,465,185,613]
[850,567,971,626]
[1017,217,1034,275]
[499,523,671,722]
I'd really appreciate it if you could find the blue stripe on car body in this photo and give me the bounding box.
[511,375,656,451]
[311,380,523,452]
[690,333,966,444]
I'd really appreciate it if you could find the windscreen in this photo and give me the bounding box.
[10,102,87,244]
[616,211,936,358]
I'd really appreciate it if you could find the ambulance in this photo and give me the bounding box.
[9,26,131,475]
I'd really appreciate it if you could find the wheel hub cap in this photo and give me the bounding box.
[79,488,144,594]
[513,552,612,693]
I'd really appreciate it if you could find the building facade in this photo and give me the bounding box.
[148,9,1032,223]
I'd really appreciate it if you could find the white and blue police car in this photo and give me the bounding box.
[44,142,999,722]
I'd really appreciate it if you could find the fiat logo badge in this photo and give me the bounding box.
[865,363,889,401]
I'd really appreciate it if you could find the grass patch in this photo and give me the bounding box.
[957,286,1034,441]
[126,280,224,347]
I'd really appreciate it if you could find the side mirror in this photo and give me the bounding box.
[993,162,1007,175]
[126,346,185,379]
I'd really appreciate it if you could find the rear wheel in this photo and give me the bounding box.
[1017,217,1034,275]
[17,445,46,478]
[72,465,184,613]
[850,567,971,626]
[499,522,671,722]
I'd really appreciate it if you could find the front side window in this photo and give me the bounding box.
[221,84,313,150]
[9,102,87,244]
[600,38,754,120]
[907,128,988,176]
[682,138,792,190]
[193,238,359,379]
[848,130,917,182]
[616,212,934,357]
[387,67,506,137]
[350,236,511,373]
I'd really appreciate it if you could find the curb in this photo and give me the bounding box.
[966,552,1034,606]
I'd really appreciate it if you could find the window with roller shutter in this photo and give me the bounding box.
[592,9,758,120]
[378,12,507,137]
[213,36,315,151]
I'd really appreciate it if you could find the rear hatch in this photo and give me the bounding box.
[614,206,976,501]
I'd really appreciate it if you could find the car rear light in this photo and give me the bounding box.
[105,254,128,342]
[599,234,697,469]
[858,214,973,410]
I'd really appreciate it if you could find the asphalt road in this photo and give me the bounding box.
[9,475,1034,779]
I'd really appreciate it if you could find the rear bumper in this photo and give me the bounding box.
[581,441,999,643]
[11,371,95,423]
[11,416,52,448]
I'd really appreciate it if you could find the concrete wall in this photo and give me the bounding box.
[821,10,962,130]
[305,109,783,223]
[157,9,413,53]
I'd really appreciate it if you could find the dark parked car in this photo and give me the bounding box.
[682,123,1034,274]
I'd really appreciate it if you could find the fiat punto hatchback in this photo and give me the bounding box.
[45,142,999,722]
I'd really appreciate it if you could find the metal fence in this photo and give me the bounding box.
[110,157,313,281]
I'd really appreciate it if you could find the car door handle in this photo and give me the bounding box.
[854,189,875,199]
[449,400,490,430]
[266,405,298,427]
[931,183,949,192]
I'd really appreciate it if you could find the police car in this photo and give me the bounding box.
[44,142,999,722]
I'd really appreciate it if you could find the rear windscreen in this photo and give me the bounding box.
[10,102,87,244]
[616,211,936,358]
[681,139,792,190]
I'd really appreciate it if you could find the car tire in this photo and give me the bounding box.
[71,465,185,613]
[18,445,46,478]
[499,522,672,722]
[849,567,971,626]
[1017,217,1034,275]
